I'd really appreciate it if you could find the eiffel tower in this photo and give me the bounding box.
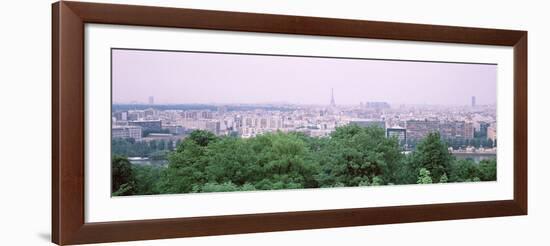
[330,88,336,107]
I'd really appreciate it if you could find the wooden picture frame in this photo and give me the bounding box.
[52,1,527,245]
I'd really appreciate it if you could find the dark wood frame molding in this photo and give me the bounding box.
[52,1,527,245]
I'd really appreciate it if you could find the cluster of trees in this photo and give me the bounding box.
[112,125,497,196]
[112,138,179,160]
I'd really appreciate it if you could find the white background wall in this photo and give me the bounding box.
[0,0,547,245]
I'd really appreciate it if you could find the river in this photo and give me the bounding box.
[452,152,496,163]
[128,157,168,166]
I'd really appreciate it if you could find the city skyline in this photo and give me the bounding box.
[113,94,492,107]
[112,49,497,106]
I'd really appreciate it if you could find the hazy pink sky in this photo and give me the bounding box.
[112,49,497,106]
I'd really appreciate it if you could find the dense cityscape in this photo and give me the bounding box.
[112,90,497,159]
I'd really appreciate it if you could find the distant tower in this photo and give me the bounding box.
[471,96,476,107]
[330,88,336,107]
[148,96,154,105]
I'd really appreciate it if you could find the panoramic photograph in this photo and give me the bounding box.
[111,48,497,196]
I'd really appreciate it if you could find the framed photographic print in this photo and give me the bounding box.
[52,1,527,245]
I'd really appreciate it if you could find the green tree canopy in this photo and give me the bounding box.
[112,155,135,196]
[315,125,401,187]
[478,159,497,181]
[188,130,219,147]
[449,159,481,182]
[113,126,497,196]
[417,168,433,184]
[411,132,453,183]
